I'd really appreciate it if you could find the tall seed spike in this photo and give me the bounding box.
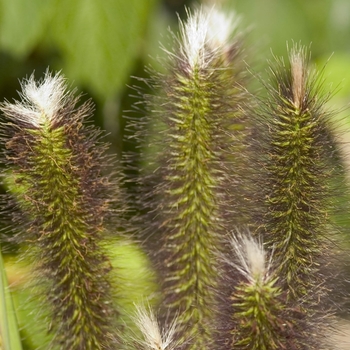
[255,45,336,297]
[134,6,251,350]
[0,72,120,349]
[251,45,342,347]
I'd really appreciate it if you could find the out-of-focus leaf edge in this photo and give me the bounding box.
[0,246,23,350]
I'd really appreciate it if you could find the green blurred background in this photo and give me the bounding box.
[1,0,350,348]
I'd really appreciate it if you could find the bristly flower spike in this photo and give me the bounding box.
[250,44,342,348]
[255,45,337,298]
[1,71,120,349]
[217,231,300,350]
[136,6,250,350]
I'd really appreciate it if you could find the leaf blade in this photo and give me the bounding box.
[0,246,23,350]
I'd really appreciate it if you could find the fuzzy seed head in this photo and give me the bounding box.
[180,7,239,71]
[290,48,307,109]
[2,71,68,127]
[134,304,177,350]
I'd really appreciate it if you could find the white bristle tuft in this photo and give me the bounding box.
[206,7,239,52]
[1,71,68,127]
[134,304,177,350]
[179,7,239,71]
[227,231,269,283]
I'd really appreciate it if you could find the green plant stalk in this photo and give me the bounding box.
[1,73,118,349]
[0,246,23,350]
[139,8,250,350]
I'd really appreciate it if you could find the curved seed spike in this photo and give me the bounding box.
[1,71,120,349]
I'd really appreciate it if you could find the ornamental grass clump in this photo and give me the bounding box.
[0,4,349,350]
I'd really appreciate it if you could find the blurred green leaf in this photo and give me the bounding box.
[50,0,158,99]
[0,248,23,350]
[225,0,337,58]
[0,0,55,57]
[0,0,159,99]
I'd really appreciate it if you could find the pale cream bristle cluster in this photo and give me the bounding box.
[179,7,239,71]
[180,8,208,70]
[133,304,177,350]
[1,71,68,127]
[227,231,269,283]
